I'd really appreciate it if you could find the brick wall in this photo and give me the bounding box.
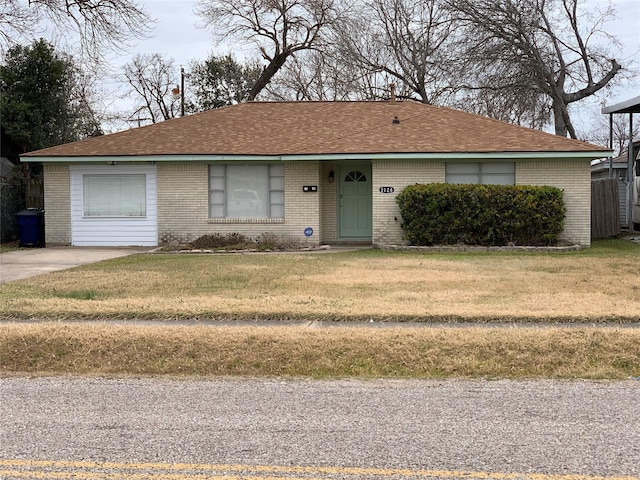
[157,161,321,245]
[372,158,591,247]
[320,161,337,243]
[43,164,71,245]
[516,158,591,246]
[372,161,445,245]
[41,158,590,247]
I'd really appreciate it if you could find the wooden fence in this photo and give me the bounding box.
[591,178,620,239]
[25,177,44,209]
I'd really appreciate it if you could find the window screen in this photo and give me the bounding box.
[83,174,146,217]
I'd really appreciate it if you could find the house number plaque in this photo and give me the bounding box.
[379,186,395,193]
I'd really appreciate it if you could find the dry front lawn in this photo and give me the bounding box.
[1,240,639,378]
[1,239,639,322]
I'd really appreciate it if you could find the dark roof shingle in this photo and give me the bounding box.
[24,101,606,157]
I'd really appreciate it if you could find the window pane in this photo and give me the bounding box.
[209,164,284,219]
[269,165,284,218]
[211,191,225,204]
[227,165,269,218]
[271,204,284,218]
[447,174,479,184]
[481,163,515,185]
[446,163,479,184]
[446,163,480,174]
[210,165,225,177]
[83,174,146,217]
[270,164,284,176]
[209,164,225,218]
[483,174,514,185]
[446,163,514,185]
[271,191,284,204]
[482,163,514,174]
[270,176,284,190]
[210,204,224,218]
[210,176,224,190]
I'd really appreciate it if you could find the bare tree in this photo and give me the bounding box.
[447,0,627,138]
[195,0,338,100]
[123,53,180,125]
[332,0,458,105]
[66,61,104,138]
[583,113,640,157]
[0,0,151,61]
[264,49,382,101]
[0,1,37,48]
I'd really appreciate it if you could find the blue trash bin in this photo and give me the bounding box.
[16,208,45,247]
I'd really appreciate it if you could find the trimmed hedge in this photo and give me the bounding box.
[396,183,566,246]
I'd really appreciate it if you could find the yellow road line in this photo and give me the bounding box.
[0,471,323,480]
[0,459,636,480]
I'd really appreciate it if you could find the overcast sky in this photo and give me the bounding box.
[81,0,640,135]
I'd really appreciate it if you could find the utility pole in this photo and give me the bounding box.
[181,67,185,117]
[127,116,151,127]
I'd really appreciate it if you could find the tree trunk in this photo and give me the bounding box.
[552,99,577,139]
[248,53,289,101]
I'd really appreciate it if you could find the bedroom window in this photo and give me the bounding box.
[83,174,146,217]
[446,163,515,185]
[209,164,284,219]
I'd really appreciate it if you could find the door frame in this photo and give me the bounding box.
[337,161,372,241]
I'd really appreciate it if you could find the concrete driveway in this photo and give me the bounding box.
[0,247,149,283]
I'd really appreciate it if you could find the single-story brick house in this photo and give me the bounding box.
[22,101,609,247]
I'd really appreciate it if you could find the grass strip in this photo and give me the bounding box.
[2,243,640,323]
[1,323,639,379]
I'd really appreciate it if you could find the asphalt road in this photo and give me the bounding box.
[1,378,638,479]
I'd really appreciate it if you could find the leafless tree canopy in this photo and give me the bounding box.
[123,53,180,125]
[0,0,151,61]
[447,0,624,138]
[196,0,338,100]
[264,49,378,101]
[331,0,458,104]
[585,114,640,156]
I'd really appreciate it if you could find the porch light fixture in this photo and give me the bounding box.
[328,170,335,183]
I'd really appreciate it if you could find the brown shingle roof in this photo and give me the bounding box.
[23,101,606,157]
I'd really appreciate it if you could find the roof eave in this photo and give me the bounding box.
[602,95,640,114]
[23,150,611,163]
[281,151,611,161]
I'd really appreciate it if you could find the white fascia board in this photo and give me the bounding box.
[24,150,611,163]
[281,151,612,161]
[22,154,280,163]
[602,95,640,114]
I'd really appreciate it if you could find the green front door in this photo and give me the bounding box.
[338,162,372,239]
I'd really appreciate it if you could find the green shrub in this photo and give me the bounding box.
[396,183,566,246]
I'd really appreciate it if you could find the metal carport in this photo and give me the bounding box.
[602,95,640,230]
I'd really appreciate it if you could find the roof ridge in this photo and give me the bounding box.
[244,100,396,104]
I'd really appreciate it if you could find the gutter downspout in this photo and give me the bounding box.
[628,113,634,230]
[608,114,613,178]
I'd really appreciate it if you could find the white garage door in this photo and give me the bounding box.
[70,165,158,246]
